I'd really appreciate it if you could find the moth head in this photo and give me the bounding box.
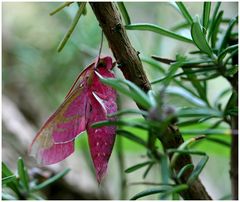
[97,56,114,70]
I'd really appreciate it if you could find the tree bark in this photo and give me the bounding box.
[230,75,238,200]
[230,114,238,200]
[228,37,238,200]
[90,2,212,200]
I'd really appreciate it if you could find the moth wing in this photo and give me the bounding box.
[86,63,117,182]
[65,62,94,99]
[86,93,117,183]
[30,86,88,165]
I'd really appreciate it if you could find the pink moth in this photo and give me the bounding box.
[29,56,117,182]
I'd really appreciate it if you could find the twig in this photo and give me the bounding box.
[226,37,238,200]
[116,136,127,199]
[230,114,238,200]
[49,2,73,16]
[57,3,86,52]
[90,3,150,94]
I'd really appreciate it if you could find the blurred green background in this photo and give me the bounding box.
[2,2,237,200]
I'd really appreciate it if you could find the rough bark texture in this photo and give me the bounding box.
[161,125,211,199]
[230,57,238,200]
[229,37,238,200]
[230,114,238,200]
[90,3,150,93]
[90,2,212,200]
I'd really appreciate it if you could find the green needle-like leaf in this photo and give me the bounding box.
[143,163,154,179]
[214,88,231,106]
[167,149,206,156]
[181,128,231,136]
[170,136,205,167]
[177,119,202,127]
[125,161,155,173]
[17,158,28,188]
[207,2,221,42]
[162,59,186,87]
[33,168,70,190]
[77,2,87,15]
[92,120,149,131]
[224,91,238,115]
[97,75,132,99]
[141,56,165,73]
[125,23,193,43]
[224,49,238,67]
[176,164,194,180]
[161,184,189,199]
[191,16,213,57]
[212,2,221,19]
[130,184,188,200]
[117,129,147,148]
[2,175,17,185]
[181,72,220,81]
[108,109,148,117]
[166,86,206,107]
[2,162,14,177]
[17,157,30,191]
[206,137,231,147]
[49,2,73,16]
[2,162,20,194]
[210,10,223,48]
[218,16,238,52]
[175,2,193,25]
[122,79,152,109]
[187,155,209,184]
[202,2,211,34]
[177,107,222,118]
[130,187,169,200]
[151,59,186,86]
[117,2,131,25]
[175,66,218,78]
[171,21,190,31]
[218,44,238,62]
[160,155,170,184]
[57,2,87,52]
[97,74,152,110]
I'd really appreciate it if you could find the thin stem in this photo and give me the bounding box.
[49,2,73,16]
[116,136,127,199]
[57,3,86,52]
[94,31,104,68]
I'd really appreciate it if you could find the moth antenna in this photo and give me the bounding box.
[94,30,104,69]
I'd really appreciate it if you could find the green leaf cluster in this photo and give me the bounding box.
[2,157,70,200]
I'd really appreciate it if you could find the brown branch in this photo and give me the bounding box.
[227,37,238,200]
[90,2,211,200]
[90,2,150,93]
[230,113,238,200]
[230,54,238,200]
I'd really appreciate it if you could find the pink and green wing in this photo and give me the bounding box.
[30,56,117,183]
[29,86,88,165]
